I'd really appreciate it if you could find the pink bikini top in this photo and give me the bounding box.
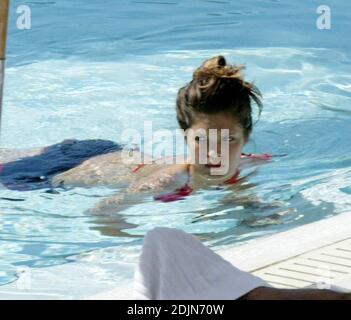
[132,153,273,203]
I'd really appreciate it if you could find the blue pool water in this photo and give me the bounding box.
[0,0,351,288]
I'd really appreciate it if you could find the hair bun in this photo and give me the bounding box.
[192,55,245,91]
[201,55,226,69]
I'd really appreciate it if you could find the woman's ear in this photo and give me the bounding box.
[244,131,251,144]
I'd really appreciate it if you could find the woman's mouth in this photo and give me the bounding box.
[205,163,221,168]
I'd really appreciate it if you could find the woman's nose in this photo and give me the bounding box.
[207,149,221,163]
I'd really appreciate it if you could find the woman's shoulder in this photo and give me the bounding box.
[52,150,137,188]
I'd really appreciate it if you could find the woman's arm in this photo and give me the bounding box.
[88,164,189,215]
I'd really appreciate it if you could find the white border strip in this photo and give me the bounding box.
[219,211,351,272]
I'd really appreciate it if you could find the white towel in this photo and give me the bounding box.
[134,227,270,300]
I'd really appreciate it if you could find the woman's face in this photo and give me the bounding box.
[186,112,247,181]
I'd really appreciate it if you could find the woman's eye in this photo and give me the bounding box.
[223,137,237,142]
[195,136,207,142]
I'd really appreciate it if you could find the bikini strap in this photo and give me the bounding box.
[223,170,241,184]
[241,152,272,161]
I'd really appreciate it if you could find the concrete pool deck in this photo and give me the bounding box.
[0,211,350,299]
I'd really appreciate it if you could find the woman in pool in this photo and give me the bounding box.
[0,55,274,213]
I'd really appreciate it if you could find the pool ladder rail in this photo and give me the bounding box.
[0,0,9,138]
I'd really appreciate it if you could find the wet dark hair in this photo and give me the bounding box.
[0,139,121,191]
[176,55,262,140]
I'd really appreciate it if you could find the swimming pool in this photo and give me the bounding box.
[0,0,351,290]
